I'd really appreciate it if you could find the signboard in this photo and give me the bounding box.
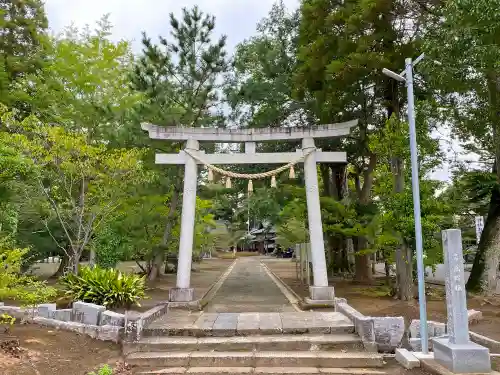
[475,216,485,244]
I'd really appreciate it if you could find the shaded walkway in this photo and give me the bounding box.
[204,257,296,313]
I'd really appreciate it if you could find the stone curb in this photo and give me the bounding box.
[260,261,302,312]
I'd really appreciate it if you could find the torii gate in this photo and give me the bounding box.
[141,121,357,303]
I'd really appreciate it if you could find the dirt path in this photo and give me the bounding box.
[204,257,296,313]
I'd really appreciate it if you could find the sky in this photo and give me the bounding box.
[43,0,465,182]
[44,0,300,51]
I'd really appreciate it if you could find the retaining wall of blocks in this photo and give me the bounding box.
[0,301,126,343]
[334,298,405,352]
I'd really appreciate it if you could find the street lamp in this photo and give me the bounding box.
[382,53,429,354]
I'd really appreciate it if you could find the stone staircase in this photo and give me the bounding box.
[123,311,387,374]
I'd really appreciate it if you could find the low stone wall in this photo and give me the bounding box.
[0,301,125,343]
[334,298,405,353]
[124,304,169,343]
[408,309,483,351]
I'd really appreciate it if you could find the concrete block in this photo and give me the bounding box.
[432,336,491,373]
[309,286,335,301]
[99,310,125,326]
[212,313,238,336]
[38,303,56,318]
[373,316,405,352]
[72,301,106,325]
[258,313,282,334]
[395,348,420,369]
[237,313,260,335]
[409,319,435,338]
[169,287,194,302]
[191,313,218,337]
[281,312,311,334]
[434,322,447,337]
[52,308,72,322]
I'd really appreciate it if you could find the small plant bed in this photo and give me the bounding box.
[0,323,125,375]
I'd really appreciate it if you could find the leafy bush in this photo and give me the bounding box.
[60,266,146,309]
[0,237,58,307]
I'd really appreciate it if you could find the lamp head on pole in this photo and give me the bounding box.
[382,68,406,82]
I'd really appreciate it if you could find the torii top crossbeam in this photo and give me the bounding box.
[141,120,357,142]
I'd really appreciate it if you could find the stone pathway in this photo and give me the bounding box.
[204,257,296,313]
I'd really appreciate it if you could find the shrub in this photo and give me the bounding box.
[0,238,58,308]
[59,265,146,309]
[88,364,113,375]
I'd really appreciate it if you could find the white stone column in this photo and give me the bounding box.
[432,229,490,373]
[302,137,334,301]
[170,139,199,302]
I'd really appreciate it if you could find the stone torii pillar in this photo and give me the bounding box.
[141,122,357,303]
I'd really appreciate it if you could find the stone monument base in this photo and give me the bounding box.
[432,337,491,374]
[308,286,335,301]
[169,287,194,302]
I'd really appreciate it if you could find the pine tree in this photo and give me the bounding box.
[131,5,228,127]
[130,6,228,280]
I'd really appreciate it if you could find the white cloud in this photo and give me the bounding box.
[44,0,300,51]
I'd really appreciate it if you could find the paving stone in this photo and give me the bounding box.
[258,313,282,334]
[254,351,317,367]
[212,313,239,336]
[187,368,252,374]
[236,313,260,335]
[191,313,218,337]
[189,351,253,367]
[281,312,311,334]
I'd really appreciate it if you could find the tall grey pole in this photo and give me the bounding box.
[405,57,429,353]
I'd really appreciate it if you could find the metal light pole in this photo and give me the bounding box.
[382,53,429,354]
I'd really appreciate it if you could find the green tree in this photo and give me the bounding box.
[424,0,500,293]
[7,108,148,273]
[295,0,437,285]
[16,16,139,142]
[0,0,48,109]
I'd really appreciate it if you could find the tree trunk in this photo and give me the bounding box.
[466,180,500,293]
[354,236,372,282]
[468,70,500,296]
[320,164,332,197]
[384,259,391,278]
[395,244,414,300]
[392,155,414,300]
[354,154,376,282]
[149,187,180,281]
[53,253,69,277]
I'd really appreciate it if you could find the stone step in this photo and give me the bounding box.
[126,351,385,369]
[144,312,355,338]
[135,367,389,374]
[124,334,364,355]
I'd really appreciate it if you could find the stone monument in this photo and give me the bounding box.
[432,229,491,374]
[142,122,357,303]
